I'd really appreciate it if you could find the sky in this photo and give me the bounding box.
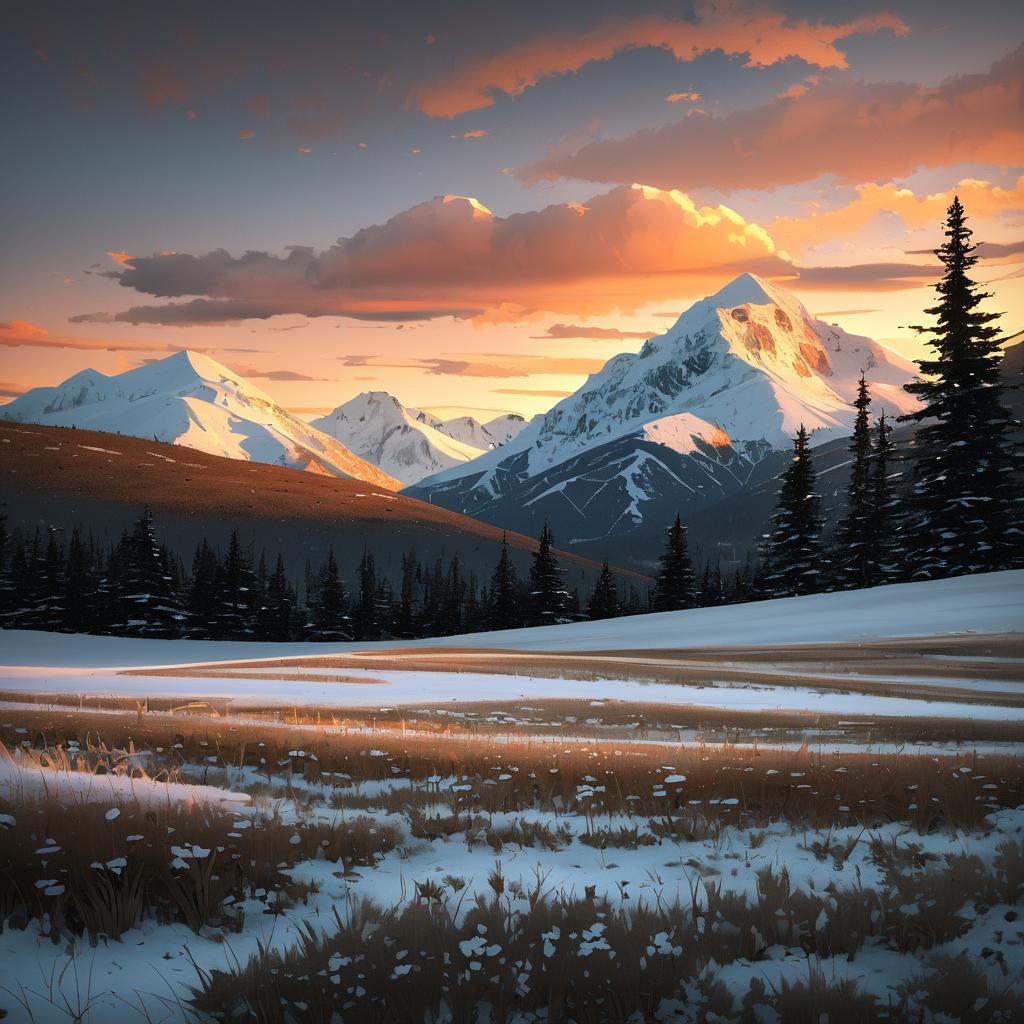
[2,0,1023,419]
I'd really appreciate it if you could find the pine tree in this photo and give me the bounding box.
[121,508,184,636]
[900,196,1022,577]
[489,534,521,629]
[63,528,98,633]
[865,411,899,584]
[760,426,826,597]
[216,530,258,639]
[587,558,619,620]
[308,547,349,640]
[442,556,466,636]
[528,521,570,626]
[352,550,380,641]
[653,514,696,611]
[259,554,294,641]
[188,540,221,637]
[395,551,417,639]
[832,375,875,589]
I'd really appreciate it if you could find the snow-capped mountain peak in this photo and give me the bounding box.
[408,273,921,545]
[311,391,492,486]
[1,350,400,488]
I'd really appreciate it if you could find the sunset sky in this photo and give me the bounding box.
[2,1,1023,419]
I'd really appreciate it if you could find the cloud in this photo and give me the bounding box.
[520,46,1024,192]
[239,129,255,140]
[338,353,605,378]
[533,323,656,340]
[107,249,134,267]
[0,382,29,398]
[768,177,1024,258]
[409,5,906,117]
[665,91,701,103]
[0,318,260,355]
[814,309,881,316]
[493,388,574,398]
[462,129,488,139]
[790,262,936,289]
[82,184,785,323]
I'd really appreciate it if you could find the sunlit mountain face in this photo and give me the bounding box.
[2,3,1022,426]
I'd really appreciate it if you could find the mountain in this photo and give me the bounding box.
[310,392,488,485]
[1,350,400,489]
[482,413,529,445]
[407,274,920,563]
[438,415,500,450]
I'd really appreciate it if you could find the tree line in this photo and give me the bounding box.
[0,508,661,640]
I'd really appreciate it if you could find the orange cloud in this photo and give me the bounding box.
[665,91,701,102]
[494,388,574,398]
[107,249,134,267]
[769,176,1024,258]
[1,319,49,339]
[521,46,1024,191]
[0,319,259,355]
[82,184,786,323]
[409,5,907,116]
[462,129,488,139]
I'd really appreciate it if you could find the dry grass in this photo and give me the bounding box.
[4,710,1022,833]
[189,834,1024,1024]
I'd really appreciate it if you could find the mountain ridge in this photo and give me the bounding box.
[1,350,401,489]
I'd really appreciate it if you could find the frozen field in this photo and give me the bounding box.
[1,571,1022,1022]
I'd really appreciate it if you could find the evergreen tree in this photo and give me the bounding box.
[442,556,466,636]
[352,549,380,641]
[900,197,1022,577]
[760,426,826,597]
[63,528,98,633]
[394,551,417,639]
[527,521,570,626]
[188,540,221,637]
[489,534,521,629]
[587,558,619,620]
[308,547,349,640]
[652,514,696,612]
[832,375,875,589]
[216,530,258,639]
[31,529,66,629]
[259,554,294,641]
[3,531,34,626]
[866,411,899,584]
[121,508,184,636]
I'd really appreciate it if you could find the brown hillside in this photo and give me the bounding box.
[0,421,649,587]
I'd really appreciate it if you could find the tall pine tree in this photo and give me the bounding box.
[832,375,875,589]
[528,521,570,626]
[489,534,521,629]
[308,547,349,640]
[760,426,826,597]
[652,514,696,611]
[587,558,619,620]
[900,197,1021,577]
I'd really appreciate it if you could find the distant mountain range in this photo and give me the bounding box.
[5,273,1016,568]
[311,393,527,485]
[406,274,922,556]
[0,350,401,489]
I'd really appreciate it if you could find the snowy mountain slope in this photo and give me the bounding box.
[482,413,529,445]
[311,392,488,485]
[1,350,400,488]
[439,415,500,450]
[408,274,919,553]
